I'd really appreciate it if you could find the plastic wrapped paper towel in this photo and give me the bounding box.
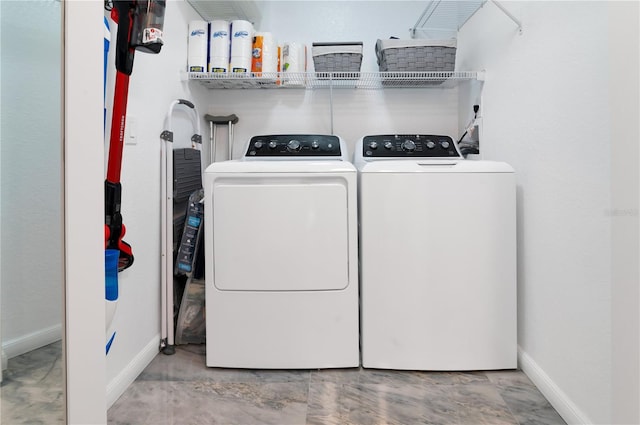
[230,20,254,73]
[209,20,230,73]
[252,32,278,76]
[281,42,307,85]
[187,20,208,72]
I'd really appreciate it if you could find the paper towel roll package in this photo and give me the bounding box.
[188,20,208,72]
[281,42,307,85]
[252,32,278,76]
[251,33,263,73]
[230,20,254,73]
[209,20,230,73]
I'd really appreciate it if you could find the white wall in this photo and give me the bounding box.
[608,3,640,424]
[457,1,638,424]
[0,0,3,380]
[0,0,63,358]
[104,0,211,407]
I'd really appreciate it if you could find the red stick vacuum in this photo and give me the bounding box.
[105,0,166,271]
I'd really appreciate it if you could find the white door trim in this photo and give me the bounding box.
[64,1,107,423]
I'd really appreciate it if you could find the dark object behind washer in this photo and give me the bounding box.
[175,189,204,277]
[173,148,202,203]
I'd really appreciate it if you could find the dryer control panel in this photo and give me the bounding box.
[246,134,342,157]
[362,134,461,158]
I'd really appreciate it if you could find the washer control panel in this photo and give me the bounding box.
[246,134,342,157]
[362,134,460,158]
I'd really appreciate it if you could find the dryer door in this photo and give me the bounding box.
[211,175,350,291]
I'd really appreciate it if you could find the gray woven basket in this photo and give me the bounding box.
[376,39,456,72]
[312,42,363,73]
[313,53,363,73]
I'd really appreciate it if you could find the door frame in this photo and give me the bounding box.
[64,1,107,423]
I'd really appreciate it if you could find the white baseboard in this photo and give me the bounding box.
[518,347,592,425]
[2,324,62,359]
[106,334,161,409]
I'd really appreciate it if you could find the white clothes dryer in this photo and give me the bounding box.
[355,134,517,371]
[204,134,359,369]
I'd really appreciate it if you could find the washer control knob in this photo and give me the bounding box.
[369,141,378,150]
[384,141,393,150]
[287,139,300,152]
[426,140,436,149]
[254,141,263,149]
[440,140,450,149]
[268,141,277,149]
[402,140,416,152]
[311,141,319,149]
[287,139,301,152]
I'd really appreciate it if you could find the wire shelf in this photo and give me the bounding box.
[189,71,481,90]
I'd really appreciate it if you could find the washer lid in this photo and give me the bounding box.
[358,160,514,173]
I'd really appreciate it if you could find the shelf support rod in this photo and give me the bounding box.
[490,0,523,34]
[329,76,334,135]
[411,0,441,37]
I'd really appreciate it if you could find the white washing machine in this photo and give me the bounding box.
[204,134,359,369]
[355,134,517,371]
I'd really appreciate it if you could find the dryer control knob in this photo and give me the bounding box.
[311,141,319,149]
[254,141,264,149]
[369,141,378,150]
[440,140,450,149]
[287,139,301,152]
[402,140,416,152]
[426,140,436,149]
[268,141,277,149]
[384,141,393,150]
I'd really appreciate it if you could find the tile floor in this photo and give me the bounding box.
[0,342,567,425]
[108,344,567,425]
[1,341,65,424]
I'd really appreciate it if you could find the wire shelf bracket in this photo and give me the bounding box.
[411,0,522,38]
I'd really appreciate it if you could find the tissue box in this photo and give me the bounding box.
[376,38,456,72]
[312,42,363,73]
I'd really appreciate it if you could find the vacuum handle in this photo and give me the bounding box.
[112,2,135,76]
